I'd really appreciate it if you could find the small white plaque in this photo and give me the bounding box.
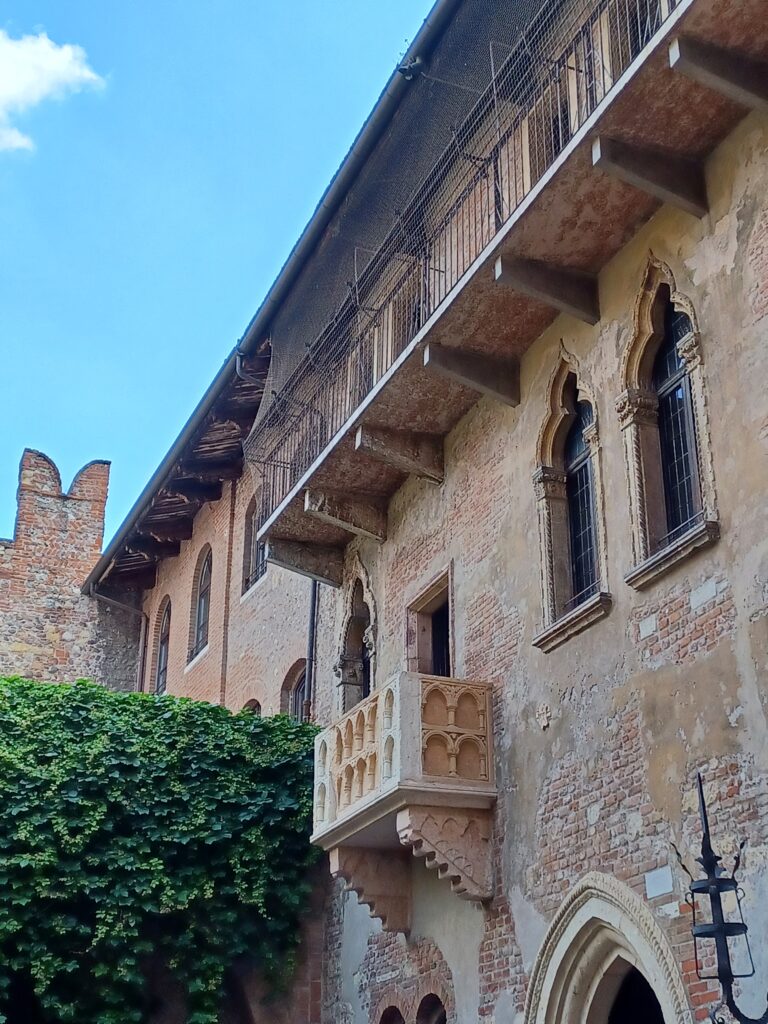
[645,864,674,900]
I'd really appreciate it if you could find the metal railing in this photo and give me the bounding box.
[246,0,678,523]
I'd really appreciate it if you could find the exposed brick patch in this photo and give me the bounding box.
[464,591,522,681]
[630,574,736,667]
[362,932,456,1024]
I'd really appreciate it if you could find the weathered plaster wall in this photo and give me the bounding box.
[0,449,137,688]
[316,111,768,1023]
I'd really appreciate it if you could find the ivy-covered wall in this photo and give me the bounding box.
[0,678,318,1024]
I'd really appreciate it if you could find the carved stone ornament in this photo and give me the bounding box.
[615,387,658,428]
[397,805,493,901]
[536,703,552,730]
[524,872,693,1024]
[329,846,412,934]
[533,466,567,503]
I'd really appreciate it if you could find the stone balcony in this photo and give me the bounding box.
[249,0,768,585]
[311,672,496,933]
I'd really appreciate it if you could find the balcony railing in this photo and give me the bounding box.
[311,671,495,848]
[246,0,680,523]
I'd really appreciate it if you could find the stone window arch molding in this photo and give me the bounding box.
[524,872,693,1024]
[532,353,611,652]
[617,255,718,588]
[334,554,377,712]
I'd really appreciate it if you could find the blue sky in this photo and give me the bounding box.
[0,1,433,542]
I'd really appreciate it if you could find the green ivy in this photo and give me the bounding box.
[0,677,319,1024]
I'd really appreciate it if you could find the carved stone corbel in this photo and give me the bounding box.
[329,846,412,933]
[397,805,493,901]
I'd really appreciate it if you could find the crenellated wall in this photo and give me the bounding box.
[0,449,139,688]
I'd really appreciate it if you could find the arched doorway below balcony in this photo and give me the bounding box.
[379,1008,405,1024]
[416,993,447,1024]
[604,964,664,1024]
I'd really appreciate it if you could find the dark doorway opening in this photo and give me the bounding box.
[431,598,451,677]
[608,966,664,1024]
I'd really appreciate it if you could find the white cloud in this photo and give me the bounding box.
[0,29,103,152]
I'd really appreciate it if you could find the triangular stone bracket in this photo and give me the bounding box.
[329,846,412,933]
[397,805,494,901]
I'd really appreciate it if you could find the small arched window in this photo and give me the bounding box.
[651,303,701,544]
[291,670,307,722]
[190,550,212,661]
[243,497,267,593]
[564,401,598,610]
[156,602,171,695]
[243,699,262,716]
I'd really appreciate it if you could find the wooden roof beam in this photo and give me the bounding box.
[304,490,387,542]
[494,255,600,325]
[669,37,768,113]
[139,520,195,542]
[165,479,223,503]
[126,537,181,560]
[355,426,444,484]
[423,342,520,407]
[177,460,242,482]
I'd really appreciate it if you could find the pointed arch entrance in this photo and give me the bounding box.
[524,873,692,1024]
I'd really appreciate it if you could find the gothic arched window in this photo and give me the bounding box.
[617,257,718,589]
[533,365,611,652]
[652,303,701,544]
[564,401,598,610]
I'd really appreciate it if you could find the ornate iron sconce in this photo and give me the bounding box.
[678,773,768,1024]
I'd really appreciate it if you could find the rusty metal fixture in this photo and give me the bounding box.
[681,774,768,1024]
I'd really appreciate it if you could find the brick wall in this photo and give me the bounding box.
[313,112,768,1023]
[0,449,138,687]
[139,476,311,711]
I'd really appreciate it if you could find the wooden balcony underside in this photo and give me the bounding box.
[261,0,767,561]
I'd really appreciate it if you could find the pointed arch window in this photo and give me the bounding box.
[156,602,171,695]
[189,550,212,661]
[618,258,718,589]
[564,401,598,609]
[533,366,611,652]
[652,304,701,542]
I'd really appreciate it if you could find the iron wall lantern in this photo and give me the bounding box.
[679,773,768,1024]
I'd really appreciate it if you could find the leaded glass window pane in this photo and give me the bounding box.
[652,304,700,545]
[565,402,598,609]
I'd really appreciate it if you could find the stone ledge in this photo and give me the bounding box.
[624,519,719,590]
[532,591,613,653]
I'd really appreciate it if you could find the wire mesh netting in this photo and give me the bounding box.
[245,0,678,526]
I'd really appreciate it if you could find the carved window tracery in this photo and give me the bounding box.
[335,562,377,713]
[617,256,718,589]
[533,360,611,651]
